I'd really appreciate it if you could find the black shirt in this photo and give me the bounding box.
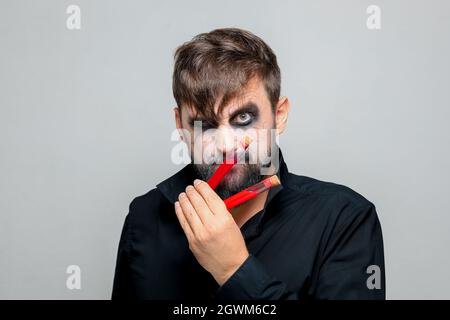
[112,149,385,300]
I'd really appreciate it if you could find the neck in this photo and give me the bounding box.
[230,189,269,228]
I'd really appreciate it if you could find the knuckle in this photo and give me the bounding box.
[190,237,199,247]
[196,233,206,243]
[205,194,215,204]
[198,184,212,196]
[197,230,209,243]
[186,208,195,219]
[208,224,218,235]
[221,215,232,226]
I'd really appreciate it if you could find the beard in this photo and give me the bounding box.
[192,148,274,199]
[193,162,263,199]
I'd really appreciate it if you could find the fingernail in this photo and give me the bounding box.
[194,179,202,186]
[186,185,193,192]
[174,201,179,207]
[179,193,186,199]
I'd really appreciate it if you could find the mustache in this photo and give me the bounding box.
[205,150,251,165]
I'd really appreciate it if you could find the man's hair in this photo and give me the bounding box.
[172,28,281,124]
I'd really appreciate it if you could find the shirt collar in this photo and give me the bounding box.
[156,148,290,237]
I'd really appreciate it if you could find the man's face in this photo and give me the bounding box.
[175,76,288,199]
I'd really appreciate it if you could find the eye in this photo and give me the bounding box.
[190,120,214,130]
[201,121,215,130]
[233,112,254,126]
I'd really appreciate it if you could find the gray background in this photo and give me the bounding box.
[1,0,449,299]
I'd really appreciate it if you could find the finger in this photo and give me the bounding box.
[193,179,227,215]
[178,192,203,236]
[174,201,193,241]
[185,185,214,226]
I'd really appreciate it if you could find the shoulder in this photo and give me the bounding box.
[283,172,378,224]
[129,188,166,212]
[124,187,171,231]
[287,173,373,205]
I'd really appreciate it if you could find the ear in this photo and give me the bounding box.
[275,96,290,135]
[173,107,184,140]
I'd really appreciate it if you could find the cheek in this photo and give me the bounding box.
[179,126,197,159]
[254,113,276,145]
[257,111,276,129]
[245,111,275,136]
[243,125,274,154]
[190,133,218,163]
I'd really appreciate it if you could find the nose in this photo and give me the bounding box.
[215,126,238,161]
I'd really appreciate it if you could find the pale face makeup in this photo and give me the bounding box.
[175,76,280,198]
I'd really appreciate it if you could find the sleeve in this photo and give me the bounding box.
[213,203,385,300]
[313,203,385,299]
[111,201,136,300]
[214,254,301,300]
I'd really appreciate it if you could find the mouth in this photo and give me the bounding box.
[208,163,244,182]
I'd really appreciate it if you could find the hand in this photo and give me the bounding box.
[174,179,250,286]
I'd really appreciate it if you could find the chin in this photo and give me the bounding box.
[221,174,244,190]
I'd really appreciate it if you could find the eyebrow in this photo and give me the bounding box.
[187,101,260,126]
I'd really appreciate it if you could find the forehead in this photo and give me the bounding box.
[183,76,269,119]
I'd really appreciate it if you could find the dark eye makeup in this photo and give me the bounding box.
[187,101,260,129]
[230,111,257,127]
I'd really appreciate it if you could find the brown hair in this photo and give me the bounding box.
[172,28,281,125]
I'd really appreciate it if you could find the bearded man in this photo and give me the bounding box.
[112,28,385,300]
